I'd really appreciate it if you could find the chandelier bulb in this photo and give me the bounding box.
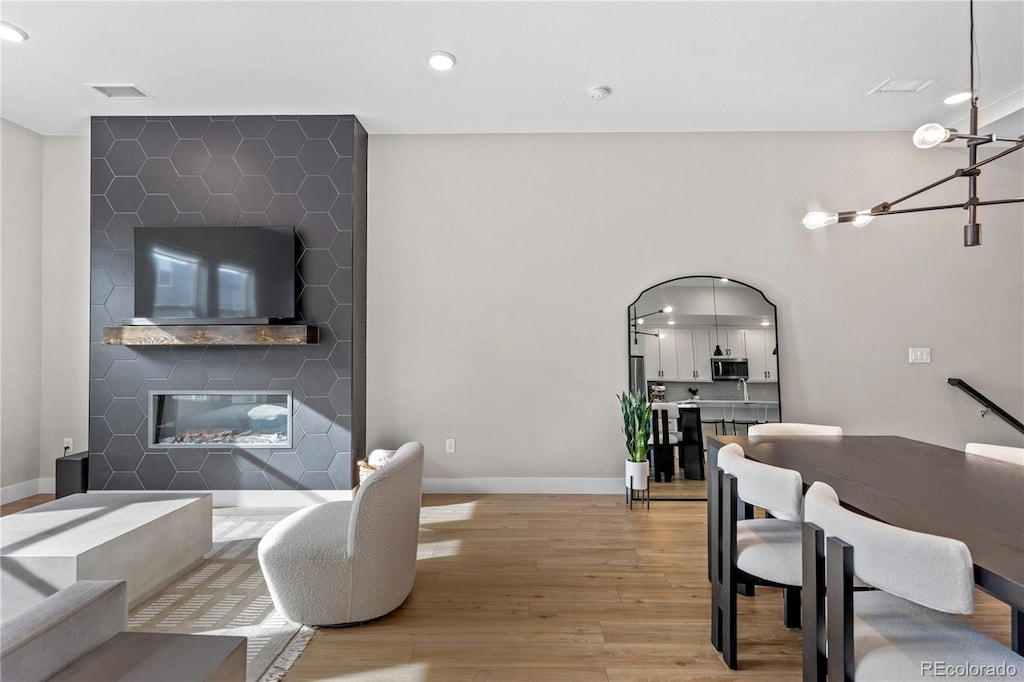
[851,211,875,228]
[913,123,956,149]
[803,211,839,230]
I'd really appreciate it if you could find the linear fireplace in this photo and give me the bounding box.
[149,391,292,448]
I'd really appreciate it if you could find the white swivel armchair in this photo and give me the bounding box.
[258,441,425,626]
[748,423,843,437]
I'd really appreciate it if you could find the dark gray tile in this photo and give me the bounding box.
[234,139,274,175]
[105,177,146,212]
[90,305,113,343]
[107,472,144,490]
[91,119,114,156]
[200,454,240,489]
[327,341,352,377]
[168,449,207,472]
[265,158,304,193]
[329,119,355,157]
[296,360,335,398]
[297,286,336,323]
[90,416,113,452]
[106,117,146,140]
[329,230,353,267]
[170,176,211,213]
[90,380,114,414]
[170,139,211,175]
[264,346,304,379]
[103,286,134,325]
[136,347,176,379]
[298,116,337,139]
[172,212,207,227]
[297,212,337,249]
[106,250,134,287]
[327,417,352,453]
[328,267,353,304]
[135,379,171,415]
[106,360,145,397]
[204,378,237,391]
[265,453,303,490]
[327,452,352,489]
[235,116,275,139]
[138,195,178,227]
[92,159,114,194]
[92,195,114,229]
[265,193,304,225]
[105,212,142,248]
[138,121,178,157]
[296,435,334,471]
[232,361,271,390]
[329,157,353,194]
[91,269,113,305]
[266,120,305,156]
[298,139,337,175]
[106,435,144,471]
[328,194,353,231]
[202,194,242,226]
[237,471,272,489]
[105,398,144,435]
[202,121,242,157]
[298,471,335,489]
[92,231,115,269]
[235,345,269,360]
[233,449,272,472]
[169,472,207,489]
[238,211,270,226]
[268,378,305,403]
[136,455,175,489]
[294,396,333,434]
[107,140,146,176]
[138,157,178,194]
[89,454,113,489]
[328,304,353,340]
[170,116,210,139]
[169,361,208,390]
[327,377,352,416]
[235,175,273,212]
[201,346,240,379]
[202,157,242,194]
[171,346,206,361]
[297,176,337,212]
[297,249,336,287]
[91,343,116,378]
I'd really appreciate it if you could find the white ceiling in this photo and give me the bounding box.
[2,1,1022,137]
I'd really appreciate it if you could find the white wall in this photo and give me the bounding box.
[39,135,90,477]
[366,132,1023,486]
[0,119,43,493]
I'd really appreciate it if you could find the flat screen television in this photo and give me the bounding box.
[132,226,296,324]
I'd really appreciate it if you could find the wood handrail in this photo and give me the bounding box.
[947,377,1024,435]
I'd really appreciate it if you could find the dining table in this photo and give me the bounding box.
[707,434,1024,654]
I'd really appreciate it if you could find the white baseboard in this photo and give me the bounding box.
[0,478,55,505]
[422,477,623,495]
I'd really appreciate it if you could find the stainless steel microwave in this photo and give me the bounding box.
[712,358,749,381]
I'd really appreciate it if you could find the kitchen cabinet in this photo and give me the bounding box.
[744,328,779,382]
[710,329,745,358]
[644,329,679,380]
[676,328,713,382]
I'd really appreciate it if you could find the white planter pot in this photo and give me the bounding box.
[625,459,650,491]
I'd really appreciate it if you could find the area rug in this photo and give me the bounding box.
[127,509,315,682]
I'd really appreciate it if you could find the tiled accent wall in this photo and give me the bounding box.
[89,115,367,491]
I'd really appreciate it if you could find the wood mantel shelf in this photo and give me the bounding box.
[101,325,318,346]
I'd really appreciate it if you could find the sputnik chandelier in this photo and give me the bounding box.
[802,0,1023,247]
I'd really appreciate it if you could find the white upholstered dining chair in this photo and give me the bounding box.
[802,481,1024,682]
[748,422,842,436]
[711,443,804,669]
[965,442,1024,466]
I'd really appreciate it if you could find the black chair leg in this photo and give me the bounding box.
[783,586,801,629]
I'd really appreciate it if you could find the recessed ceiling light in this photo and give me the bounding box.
[760,320,771,327]
[943,91,972,105]
[720,278,729,283]
[0,21,29,42]
[428,51,456,71]
[667,320,676,325]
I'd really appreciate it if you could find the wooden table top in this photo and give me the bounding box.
[708,435,1024,608]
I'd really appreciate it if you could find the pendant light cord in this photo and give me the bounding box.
[970,0,981,104]
[712,279,720,346]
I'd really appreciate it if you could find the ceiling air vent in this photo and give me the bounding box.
[867,79,934,95]
[87,84,152,99]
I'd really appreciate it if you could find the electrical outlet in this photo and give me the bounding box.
[445,438,456,454]
[63,437,73,451]
[909,348,932,364]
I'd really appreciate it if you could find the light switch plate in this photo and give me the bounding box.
[445,438,456,454]
[909,348,931,364]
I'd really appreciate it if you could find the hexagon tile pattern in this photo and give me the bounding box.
[90,115,367,492]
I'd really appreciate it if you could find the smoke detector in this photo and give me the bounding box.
[588,86,611,100]
[87,84,153,99]
[867,79,934,95]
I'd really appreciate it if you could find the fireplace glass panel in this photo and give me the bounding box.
[150,391,292,448]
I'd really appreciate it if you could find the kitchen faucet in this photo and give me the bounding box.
[737,378,750,403]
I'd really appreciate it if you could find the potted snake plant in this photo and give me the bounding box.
[618,390,652,491]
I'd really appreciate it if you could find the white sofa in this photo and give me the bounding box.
[258,441,425,626]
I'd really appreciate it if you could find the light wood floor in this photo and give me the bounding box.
[3,494,1011,681]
